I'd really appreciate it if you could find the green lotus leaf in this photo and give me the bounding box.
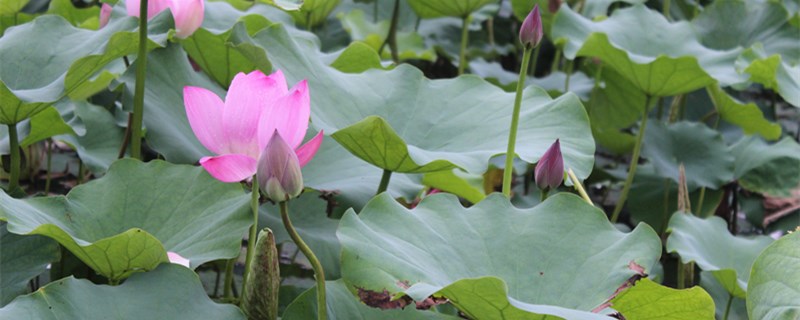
[707,85,781,140]
[693,0,799,65]
[737,45,800,108]
[407,0,495,18]
[287,0,340,28]
[747,231,800,320]
[0,159,251,281]
[0,224,59,306]
[329,42,384,73]
[552,4,744,96]
[0,12,171,124]
[230,23,595,178]
[46,0,99,27]
[54,100,125,174]
[610,278,715,319]
[729,136,800,197]
[641,121,734,190]
[337,9,435,61]
[338,193,662,318]
[283,279,460,319]
[0,264,245,319]
[0,0,28,15]
[666,213,774,298]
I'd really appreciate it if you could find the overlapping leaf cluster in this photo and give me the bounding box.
[0,0,798,319]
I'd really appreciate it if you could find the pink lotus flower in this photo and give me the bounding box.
[126,0,204,38]
[167,251,190,268]
[184,70,323,183]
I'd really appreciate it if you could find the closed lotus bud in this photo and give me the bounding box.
[258,131,303,202]
[241,229,280,320]
[99,4,113,28]
[519,4,544,48]
[535,139,564,190]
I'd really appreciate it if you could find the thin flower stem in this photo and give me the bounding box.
[240,175,260,301]
[722,293,733,320]
[6,123,21,192]
[387,0,400,64]
[663,0,671,20]
[610,95,653,222]
[45,139,52,194]
[280,201,326,320]
[567,168,592,205]
[223,258,235,300]
[457,14,472,75]
[529,45,541,76]
[130,0,149,160]
[540,189,549,202]
[502,46,534,197]
[376,169,392,195]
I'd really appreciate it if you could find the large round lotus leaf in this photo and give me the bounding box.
[229,24,595,178]
[692,0,799,65]
[729,136,800,197]
[338,193,662,318]
[610,278,715,319]
[0,13,171,124]
[641,121,734,190]
[286,0,341,28]
[737,45,800,108]
[0,264,245,319]
[551,4,744,95]
[283,280,461,319]
[747,231,800,319]
[337,9,435,61]
[0,159,251,281]
[55,100,125,174]
[406,0,494,18]
[666,213,774,298]
[0,224,59,306]
[700,271,748,320]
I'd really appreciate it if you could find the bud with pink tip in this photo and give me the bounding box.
[257,131,304,203]
[99,4,113,28]
[535,139,564,190]
[519,4,544,49]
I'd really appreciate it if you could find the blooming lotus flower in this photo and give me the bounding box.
[535,139,564,190]
[126,0,204,38]
[258,131,304,202]
[184,70,324,183]
[519,4,543,48]
[99,4,113,28]
[167,251,190,268]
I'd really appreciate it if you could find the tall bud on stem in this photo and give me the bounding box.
[503,4,543,197]
[258,131,304,203]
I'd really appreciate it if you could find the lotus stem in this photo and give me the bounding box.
[240,174,260,301]
[567,168,592,205]
[387,0,400,63]
[502,46,534,197]
[6,123,21,193]
[45,139,52,194]
[722,293,733,320]
[457,14,472,75]
[223,258,235,301]
[376,169,392,195]
[130,0,149,160]
[610,95,653,222]
[280,201,326,320]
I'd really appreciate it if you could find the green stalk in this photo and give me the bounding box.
[550,48,562,72]
[696,187,706,216]
[610,95,653,222]
[540,189,549,202]
[387,0,400,63]
[45,140,52,194]
[223,258,235,300]
[529,45,541,76]
[280,201,326,320]
[663,0,671,20]
[457,14,472,75]
[722,294,734,320]
[6,123,21,192]
[130,0,149,160]
[376,169,392,195]
[567,168,592,205]
[564,60,574,91]
[240,175,260,301]
[502,46,534,197]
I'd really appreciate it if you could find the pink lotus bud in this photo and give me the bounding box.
[519,4,544,48]
[99,4,113,28]
[167,251,190,268]
[257,131,304,203]
[535,139,564,190]
[126,0,204,38]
